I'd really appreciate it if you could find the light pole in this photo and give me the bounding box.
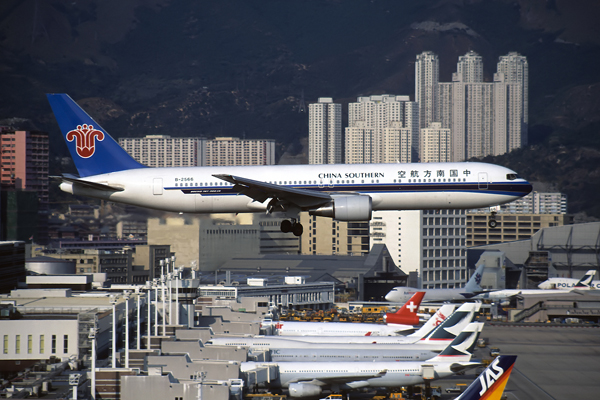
[161,271,166,336]
[69,373,81,400]
[109,294,118,368]
[165,257,172,325]
[136,291,141,350]
[175,268,180,326]
[146,281,152,350]
[88,326,97,400]
[153,279,159,336]
[123,290,130,368]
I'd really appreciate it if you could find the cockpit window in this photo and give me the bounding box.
[506,174,519,181]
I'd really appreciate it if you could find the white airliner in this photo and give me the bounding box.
[538,269,599,290]
[263,322,484,363]
[240,323,482,398]
[385,263,485,303]
[47,94,532,236]
[261,292,425,336]
[206,303,480,349]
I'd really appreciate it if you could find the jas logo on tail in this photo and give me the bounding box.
[478,357,504,395]
[67,124,104,158]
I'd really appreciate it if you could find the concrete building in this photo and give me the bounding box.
[467,191,571,246]
[369,208,467,290]
[466,213,573,247]
[420,122,452,162]
[345,95,419,163]
[0,289,131,373]
[148,214,300,272]
[420,51,528,161]
[499,191,567,215]
[0,129,49,242]
[203,244,406,303]
[0,241,26,294]
[415,51,439,130]
[308,97,342,164]
[493,52,529,155]
[0,189,39,243]
[470,222,600,287]
[198,137,276,166]
[119,135,199,167]
[119,135,276,167]
[299,213,370,256]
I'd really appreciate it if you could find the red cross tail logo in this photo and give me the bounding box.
[66,124,105,158]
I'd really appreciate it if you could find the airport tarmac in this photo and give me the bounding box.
[434,322,600,400]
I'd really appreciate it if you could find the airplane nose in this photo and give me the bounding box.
[523,180,533,195]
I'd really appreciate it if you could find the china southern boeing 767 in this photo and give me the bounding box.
[47,94,532,236]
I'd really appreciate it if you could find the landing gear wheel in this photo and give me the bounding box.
[280,220,293,233]
[489,210,498,229]
[292,223,304,237]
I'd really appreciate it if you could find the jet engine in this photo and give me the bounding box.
[288,382,322,397]
[309,195,372,221]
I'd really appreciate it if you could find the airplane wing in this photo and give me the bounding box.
[288,369,387,386]
[213,174,332,209]
[54,175,124,192]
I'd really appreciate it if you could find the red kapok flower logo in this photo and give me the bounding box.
[66,124,105,158]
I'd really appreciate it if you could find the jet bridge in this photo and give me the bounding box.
[241,363,279,388]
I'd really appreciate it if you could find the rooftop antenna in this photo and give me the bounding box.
[298,89,306,113]
[31,0,49,44]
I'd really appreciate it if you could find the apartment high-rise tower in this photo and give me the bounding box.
[345,95,418,164]
[415,51,439,131]
[430,51,528,161]
[493,52,529,155]
[308,98,342,164]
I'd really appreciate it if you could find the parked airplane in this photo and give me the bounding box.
[262,292,425,336]
[265,322,483,363]
[385,263,486,303]
[538,269,599,290]
[47,94,532,236]
[240,323,482,398]
[454,355,517,400]
[206,303,478,348]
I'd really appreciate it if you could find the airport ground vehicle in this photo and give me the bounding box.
[445,384,467,394]
[489,347,501,357]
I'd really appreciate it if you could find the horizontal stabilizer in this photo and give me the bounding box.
[57,175,124,192]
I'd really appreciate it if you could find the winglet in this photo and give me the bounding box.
[47,93,146,177]
[454,355,517,400]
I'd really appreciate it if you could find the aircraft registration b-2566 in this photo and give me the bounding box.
[47,93,532,236]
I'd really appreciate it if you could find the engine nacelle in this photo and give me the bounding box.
[288,382,322,398]
[309,195,372,221]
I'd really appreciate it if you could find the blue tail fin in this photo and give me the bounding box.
[455,355,517,400]
[47,93,146,177]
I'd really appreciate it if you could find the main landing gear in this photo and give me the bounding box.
[489,210,498,228]
[280,219,304,236]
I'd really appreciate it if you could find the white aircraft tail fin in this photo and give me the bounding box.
[406,304,456,339]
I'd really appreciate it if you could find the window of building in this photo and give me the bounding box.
[51,335,56,354]
[3,335,7,354]
[28,335,32,354]
[15,335,20,354]
[40,335,44,354]
[64,335,68,354]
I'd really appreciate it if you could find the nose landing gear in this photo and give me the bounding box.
[280,219,304,236]
[488,211,498,228]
